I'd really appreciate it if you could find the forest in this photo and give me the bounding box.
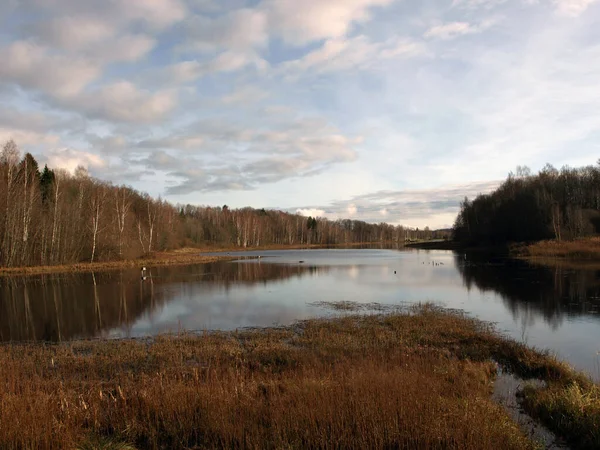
[0,140,442,268]
[453,163,600,245]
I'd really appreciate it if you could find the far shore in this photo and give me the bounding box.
[409,236,600,265]
[0,249,236,277]
[512,237,600,260]
[0,241,404,277]
[404,239,462,250]
[6,237,600,277]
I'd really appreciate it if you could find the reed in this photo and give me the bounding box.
[0,306,593,449]
[514,237,600,260]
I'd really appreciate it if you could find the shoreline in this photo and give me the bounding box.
[404,239,462,250]
[0,242,405,277]
[6,237,600,277]
[0,249,237,277]
[1,305,596,449]
[512,237,600,260]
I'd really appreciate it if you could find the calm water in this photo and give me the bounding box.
[1,249,600,379]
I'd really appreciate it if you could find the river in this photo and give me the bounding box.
[1,249,599,379]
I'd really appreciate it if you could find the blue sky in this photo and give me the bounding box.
[1,0,599,228]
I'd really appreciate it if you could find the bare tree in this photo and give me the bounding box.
[89,185,107,263]
[19,153,40,264]
[1,140,20,266]
[114,186,131,258]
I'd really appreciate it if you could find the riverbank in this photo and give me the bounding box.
[0,242,403,277]
[405,239,511,255]
[196,240,403,252]
[513,237,600,261]
[0,248,237,277]
[1,305,597,449]
[405,239,461,250]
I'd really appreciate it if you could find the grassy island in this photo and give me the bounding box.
[1,305,597,449]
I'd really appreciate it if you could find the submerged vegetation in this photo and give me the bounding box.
[0,305,598,449]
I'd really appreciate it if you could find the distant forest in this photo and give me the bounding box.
[0,140,444,268]
[453,163,600,244]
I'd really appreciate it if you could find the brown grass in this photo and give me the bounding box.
[0,249,236,277]
[0,242,402,277]
[521,382,600,450]
[0,306,544,450]
[513,237,600,260]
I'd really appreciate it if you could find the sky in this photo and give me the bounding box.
[1,0,599,229]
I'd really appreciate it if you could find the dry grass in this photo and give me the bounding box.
[514,237,600,260]
[0,249,235,277]
[0,243,402,277]
[521,382,600,450]
[0,306,543,450]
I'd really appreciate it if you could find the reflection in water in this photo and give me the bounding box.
[0,262,327,342]
[456,253,600,330]
[1,249,599,378]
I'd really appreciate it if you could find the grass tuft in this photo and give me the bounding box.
[0,306,596,449]
[521,382,600,450]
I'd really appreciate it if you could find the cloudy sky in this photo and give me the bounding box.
[1,0,599,228]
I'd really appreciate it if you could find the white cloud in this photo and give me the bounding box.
[281,35,425,76]
[3,0,600,228]
[0,41,101,98]
[128,116,363,194]
[45,147,107,174]
[119,0,187,28]
[22,14,156,63]
[451,0,508,8]
[28,16,116,50]
[294,181,501,228]
[184,9,268,52]
[0,128,61,147]
[424,20,495,40]
[89,34,156,63]
[18,0,186,30]
[296,208,326,217]
[209,50,268,73]
[165,51,268,83]
[71,81,177,123]
[222,86,269,105]
[425,22,478,39]
[553,0,599,16]
[264,0,395,45]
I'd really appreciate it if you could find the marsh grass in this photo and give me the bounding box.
[0,305,590,449]
[521,382,600,449]
[308,300,407,312]
[0,249,235,277]
[514,237,600,260]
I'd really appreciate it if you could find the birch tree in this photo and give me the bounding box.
[0,140,20,266]
[114,186,131,258]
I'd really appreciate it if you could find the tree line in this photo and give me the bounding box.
[0,140,442,268]
[453,163,600,245]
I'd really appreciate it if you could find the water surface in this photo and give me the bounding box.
[1,249,599,379]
